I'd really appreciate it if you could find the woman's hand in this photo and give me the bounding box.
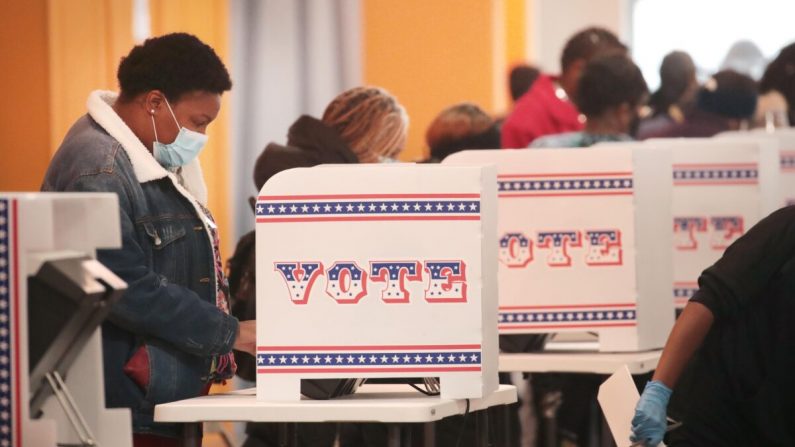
[233,320,256,356]
[630,380,672,446]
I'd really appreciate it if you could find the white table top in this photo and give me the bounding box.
[155,384,517,424]
[499,343,662,375]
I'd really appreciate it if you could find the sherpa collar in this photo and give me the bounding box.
[86,90,209,205]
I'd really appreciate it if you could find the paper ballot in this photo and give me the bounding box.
[598,366,642,447]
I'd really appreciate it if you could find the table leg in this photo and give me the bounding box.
[387,424,401,447]
[423,422,436,447]
[475,410,490,447]
[402,424,413,447]
[277,422,298,447]
[500,405,512,447]
[182,423,201,447]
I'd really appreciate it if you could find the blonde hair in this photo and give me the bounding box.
[425,102,494,150]
[322,86,409,163]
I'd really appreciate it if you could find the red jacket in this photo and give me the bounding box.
[501,75,584,148]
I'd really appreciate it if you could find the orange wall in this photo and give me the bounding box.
[47,0,133,151]
[363,0,501,161]
[505,0,528,68]
[0,0,51,191]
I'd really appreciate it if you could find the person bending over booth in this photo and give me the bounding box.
[41,33,255,447]
[500,27,627,148]
[636,51,699,139]
[631,206,795,446]
[641,69,758,139]
[227,86,408,447]
[531,54,648,148]
[424,102,501,162]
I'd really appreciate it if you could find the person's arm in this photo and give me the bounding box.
[632,206,795,445]
[651,301,713,388]
[70,171,240,358]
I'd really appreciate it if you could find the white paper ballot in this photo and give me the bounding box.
[598,365,643,447]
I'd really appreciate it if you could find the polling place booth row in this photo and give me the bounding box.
[154,135,791,446]
[2,193,131,447]
[157,165,517,446]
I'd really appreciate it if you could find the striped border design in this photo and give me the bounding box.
[498,303,637,330]
[256,194,480,223]
[0,199,19,446]
[497,172,633,198]
[673,163,758,186]
[673,282,698,309]
[256,344,481,374]
[780,152,795,172]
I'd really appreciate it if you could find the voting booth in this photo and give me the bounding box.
[640,138,780,310]
[768,130,795,206]
[255,165,498,401]
[444,147,674,352]
[717,129,795,208]
[1,193,131,447]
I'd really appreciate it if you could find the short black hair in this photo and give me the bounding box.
[649,51,696,115]
[117,33,232,102]
[509,65,540,101]
[561,27,626,72]
[575,54,648,118]
[760,42,795,121]
[698,70,758,118]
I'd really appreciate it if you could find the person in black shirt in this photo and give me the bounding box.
[631,206,795,446]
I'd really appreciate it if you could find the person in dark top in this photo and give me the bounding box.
[424,102,501,162]
[227,86,408,447]
[643,70,757,139]
[509,64,542,103]
[631,206,795,446]
[637,51,699,139]
[759,42,795,126]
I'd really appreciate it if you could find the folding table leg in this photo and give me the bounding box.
[474,410,490,446]
[182,423,201,447]
[423,422,436,447]
[387,424,402,447]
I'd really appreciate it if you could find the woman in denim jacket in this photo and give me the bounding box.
[41,33,255,446]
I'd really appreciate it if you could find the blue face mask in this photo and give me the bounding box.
[151,98,208,168]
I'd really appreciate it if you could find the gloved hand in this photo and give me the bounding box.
[630,380,673,446]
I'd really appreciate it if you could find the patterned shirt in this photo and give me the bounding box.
[197,202,237,381]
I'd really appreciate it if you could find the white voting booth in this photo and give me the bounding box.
[255,164,499,400]
[444,146,674,352]
[1,193,131,447]
[717,129,795,208]
[639,138,780,310]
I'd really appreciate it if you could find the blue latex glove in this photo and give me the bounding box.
[630,380,673,446]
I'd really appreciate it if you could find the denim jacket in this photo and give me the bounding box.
[41,90,239,438]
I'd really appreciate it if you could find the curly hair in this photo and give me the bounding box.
[575,54,648,118]
[322,87,408,163]
[117,33,232,102]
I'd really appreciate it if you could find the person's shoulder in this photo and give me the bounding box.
[43,115,131,190]
[530,132,583,148]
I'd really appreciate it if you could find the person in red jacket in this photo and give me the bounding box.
[501,27,627,148]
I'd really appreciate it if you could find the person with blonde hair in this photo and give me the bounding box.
[321,86,408,163]
[250,86,408,188]
[228,85,408,447]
